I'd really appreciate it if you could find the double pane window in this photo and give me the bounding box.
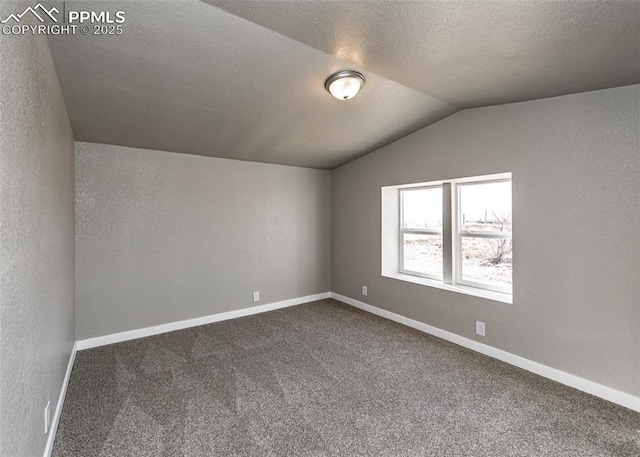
[399,176,512,295]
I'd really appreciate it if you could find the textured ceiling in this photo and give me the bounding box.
[212,0,640,108]
[48,0,456,169]
[48,1,640,169]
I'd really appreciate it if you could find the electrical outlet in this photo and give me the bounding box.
[252,291,260,302]
[476,321,486,337]
[44,401,51,434]
[362,286,368,296]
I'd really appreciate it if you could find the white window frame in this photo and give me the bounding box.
[399,185,443,281]
[453,178,512,295]
[386,172,512,302]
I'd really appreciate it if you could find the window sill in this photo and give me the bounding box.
[382,272,513,304]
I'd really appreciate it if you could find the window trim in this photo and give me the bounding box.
[384,272,513,304]
[388,172,512,300]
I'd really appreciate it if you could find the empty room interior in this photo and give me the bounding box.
[1,0,640,455]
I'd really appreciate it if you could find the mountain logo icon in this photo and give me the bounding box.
[1,3,59,23]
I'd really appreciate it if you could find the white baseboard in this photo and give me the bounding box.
[76,292,331,350]
[46,289,638,457]
[43,342,77,457]
[330,292,640,413]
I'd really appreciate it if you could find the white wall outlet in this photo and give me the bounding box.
[252,291,260,302]
[44,401,51,434]
[362,286,368,296]
[476,321,486,337]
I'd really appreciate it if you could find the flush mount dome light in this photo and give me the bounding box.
[325,70,365,101]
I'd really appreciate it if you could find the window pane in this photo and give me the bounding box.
[403,234,443,278]
[459,181,511,233]
[460,237,512,288]
[402,187,442,231]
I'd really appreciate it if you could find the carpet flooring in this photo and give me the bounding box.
[53,299,639,456]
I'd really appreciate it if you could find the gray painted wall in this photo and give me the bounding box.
[75,143,331,340]
[0,22,76,457]
[331,84,640,397]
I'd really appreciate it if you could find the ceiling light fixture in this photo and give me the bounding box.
[324,70,365,101]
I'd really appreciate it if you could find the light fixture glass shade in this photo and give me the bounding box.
[325,71,365,101]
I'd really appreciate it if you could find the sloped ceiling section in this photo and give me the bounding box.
[48,0,457,169]
[49,1,640,169]
[211,0,640,108]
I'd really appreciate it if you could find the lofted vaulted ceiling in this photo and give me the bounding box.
[211,0,640,108]
[48,1,640,169]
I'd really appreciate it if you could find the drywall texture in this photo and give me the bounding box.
[332,84,640,397]
[0,18,76,457]
[213,0,640,107]
[48,0,456,170]
[75,143,331,340]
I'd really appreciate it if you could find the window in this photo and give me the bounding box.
[456,179,512,294]
[400,186,443,279]
[382,173,512,301]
